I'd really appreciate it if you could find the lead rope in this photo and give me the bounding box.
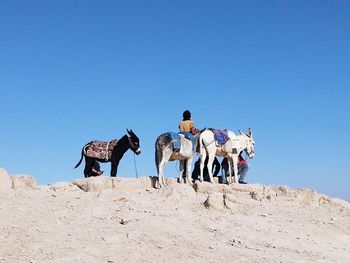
[133,153,139,179]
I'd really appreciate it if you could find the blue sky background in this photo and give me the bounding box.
[1,1,349,201]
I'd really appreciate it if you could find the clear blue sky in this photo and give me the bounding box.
[1,1,349,201]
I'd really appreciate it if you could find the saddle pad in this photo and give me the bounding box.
[167,132,195,152]
[178,131,195,149]
[209,128,230,145]
[179,134,194,158]
[166,132,181,151]
[85,139,118,160]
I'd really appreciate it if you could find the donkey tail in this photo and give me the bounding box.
[199,132,204,155]
[74,147,85,169]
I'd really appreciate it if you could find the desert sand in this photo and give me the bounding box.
[0,167,349,263]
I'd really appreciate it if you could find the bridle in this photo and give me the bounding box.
[245,135,255,157]
[128,136,139,153]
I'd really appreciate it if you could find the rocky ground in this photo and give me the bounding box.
[0,168,349,262]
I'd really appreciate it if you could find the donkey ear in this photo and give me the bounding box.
[247,128,252,137]
[126,129,131,135]
[238,129,243,135]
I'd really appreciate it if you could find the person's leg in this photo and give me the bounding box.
[212,158,221,177]
[203,165,210,182]
[219,165,228,184]
[238,164,249,183]
[192,161,200,180]
[92,161,103,176]
[183,160,187,181]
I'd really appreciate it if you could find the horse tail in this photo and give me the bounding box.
[74,146,86,169]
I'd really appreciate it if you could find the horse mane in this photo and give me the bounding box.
[199,127,207,133]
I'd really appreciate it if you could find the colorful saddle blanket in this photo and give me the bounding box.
[84,139,118,161]
[209,128,230,145]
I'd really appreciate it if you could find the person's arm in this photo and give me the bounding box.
[190,121,199,134]
[189,121,195,134]
[238,154,247,166]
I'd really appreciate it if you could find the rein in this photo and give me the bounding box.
[127,136,139,178]
[133,153,139,179]
[203,139,216,147]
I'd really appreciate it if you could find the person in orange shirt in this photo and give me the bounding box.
[179,110,198,134]
[178,110,198,179]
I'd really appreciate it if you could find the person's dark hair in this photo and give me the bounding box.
[183,110,191,121]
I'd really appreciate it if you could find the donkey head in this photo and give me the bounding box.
[239,128,255,159]
[126,129,141,155]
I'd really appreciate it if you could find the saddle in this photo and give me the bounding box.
[209,128,239,154]
[84,139,118,161]
[208,128,230,145]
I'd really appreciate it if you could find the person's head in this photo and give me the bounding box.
[183,110,191,121]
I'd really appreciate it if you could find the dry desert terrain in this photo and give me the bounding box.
[0,168,349,262]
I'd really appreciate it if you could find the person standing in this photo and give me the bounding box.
[89,161,103,177]
[237,152,249,184]
[178,110,198,180]
[221,152,249,184]
[192,156,220,182]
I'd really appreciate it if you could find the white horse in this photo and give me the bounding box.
[199,128,255,184]
[155,132,200,188]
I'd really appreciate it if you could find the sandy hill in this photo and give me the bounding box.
[0,167,349,262]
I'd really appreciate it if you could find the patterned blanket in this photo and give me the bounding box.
[84,139,118,161]
[208,128,230,145]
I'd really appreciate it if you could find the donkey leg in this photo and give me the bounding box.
[227,161,232,184]
[179,161,185,184]
[158,160,167,188]
[183,160,188,183]
[156,167,162,188]
[199,152,207,183]
[232,158,239,183]
[84,158,94,178]
[156,164,162,188]
[207,156,215,183]
[186,158,193,185]
[83,166,90,178]
[111,160,119,177]
[159,150,173,187]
